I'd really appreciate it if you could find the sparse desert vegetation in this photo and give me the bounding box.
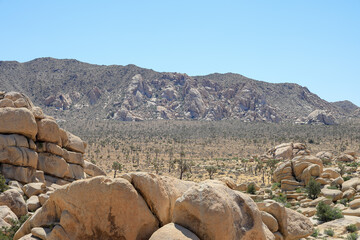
[59,119,360,184]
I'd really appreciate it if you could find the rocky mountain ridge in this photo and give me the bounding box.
[0,57,357,123]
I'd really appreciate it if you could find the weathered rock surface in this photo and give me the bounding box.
[0,189,28,217]
[297,109,337,125]
[83,160,106,177]
[0,108,37,140]
[22,182,46,198]
[266,143,310,160]
[26,196,41,212]
[14,176,159,240]
[0,205,18,228]
[320,188,343,202]
[257,201,313,240]
[0,91,105,186]
[342,177,360,192]
[122,172,195,226]
[317,215,360,237]
[149,223,200,240]
[261,211,279,233]
[172,180,273,240]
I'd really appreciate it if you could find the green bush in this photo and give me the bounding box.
[346,224,358,233]
[324,228,334,236]
[0,215,29,239]
[343,176,352,181]
[316,201,343,222]
[271,182,281,191]
[246,183,256,194]
[273,193,287,204]
[347,232,358,240]
[338,198,350,206]
[306,177,321,200]
[311,228,319,237]
[0,174,8,193]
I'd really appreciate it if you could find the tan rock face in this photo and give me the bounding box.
[123,172,195,226]
[0,146,38,169]
[0,108,38,140]
[322,168,341,179]
[261,211,279,233]
[15,176,159,240]
[1,164,44,184]
[0,189,28,217]
[0,91,97,187]
[37,153,70,179]
[83,160,106,177]
[281,179,304,191]
[36,118,61,145]
[273,162,293,183]
[63,131,86,154]
[0,205,18,229]
[320,188,343,202]
[172,181,272,240]
[274,146,293,160]
[342,177,360,191]
[150,223,200,240]
[257,201,313,240]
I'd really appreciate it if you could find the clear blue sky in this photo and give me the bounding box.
[1,1,359,105]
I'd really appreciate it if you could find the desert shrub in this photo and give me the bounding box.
[343,176,352,181]
[311,228,319,237]
[347,232,358,240]
[247,183,256,194]
[346,224,358,233]
[284,202,292,209]
[306,177,321,200]
[338,198,350,206]
[327,185,338,190]
[271,182,281,191]
[273,193,287,204]
[316,201,343,222]
[324,228,334,236]
[297,187,306,193]
[0,215,29,239]
[0,174,8,193]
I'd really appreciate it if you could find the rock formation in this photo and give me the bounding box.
[0,91,106,223]
[13,173,314,240]
[296,109,337,125]
[265,142,310,160]
[0,91,105,186]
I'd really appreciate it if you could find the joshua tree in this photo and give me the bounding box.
[205,165,217,179]
[176,150,191,179]
[112,161,123,178]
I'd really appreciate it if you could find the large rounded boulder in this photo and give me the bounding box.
[172,180,274,240]
[14,176,159,240]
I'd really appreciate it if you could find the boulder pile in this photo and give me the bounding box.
[14,173,314,240]
[0,91,106,222]
[0,91,105,185]
[265,142,310,160]
[272,154,343,191]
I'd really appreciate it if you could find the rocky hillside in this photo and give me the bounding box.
[0,58,357,123]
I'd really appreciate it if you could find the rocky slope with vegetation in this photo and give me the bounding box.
[0,58,357,124]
